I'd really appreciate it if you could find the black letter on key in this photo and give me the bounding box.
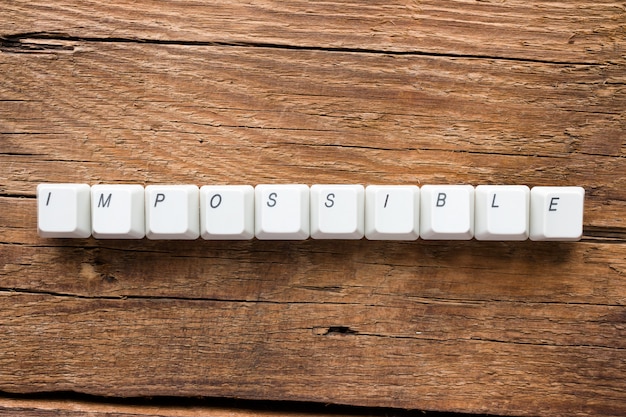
[46,192,52,206]
[210,194,222,209]
[436,192,447,207]
[98,193,112,208]
[267,192,278,207]
[325,193,335,208]
[154,193,166,207]
[549,197,559,211]
[384,194,389,208]
[491,194,499,208]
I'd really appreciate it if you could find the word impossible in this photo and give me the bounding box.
[37,184,585,241]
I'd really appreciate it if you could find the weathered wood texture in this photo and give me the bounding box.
[0,397,364,417]
[1,1,625,417]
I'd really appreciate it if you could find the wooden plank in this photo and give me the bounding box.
[0,292,624,416]
[1,1,625,63]
[0,398,360,417]
[1,42,625,231]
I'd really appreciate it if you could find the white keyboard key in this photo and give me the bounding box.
[420,185,474,240]
[365,185,419,240]
[255,184,309,240]
[37,183,91,238]
[145,185,199,240]
[200,185,254,240]
[91,184,145,239]
[475,185,529,241]
[310,184,364,239]
[530,186,584,241]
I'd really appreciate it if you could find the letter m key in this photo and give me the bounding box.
[98,193,112,208]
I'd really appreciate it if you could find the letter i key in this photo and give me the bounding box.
[37,183,91,238]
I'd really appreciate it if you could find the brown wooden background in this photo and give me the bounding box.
[1,1,625,416]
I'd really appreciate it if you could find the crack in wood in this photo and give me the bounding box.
[311,326,625,351]
[0,34,74,53]
[1,284,623,308]
[0,287,363,307]
[273,141,625,160]
[0,193,36,199]
[0,32,604,66]
[314,326,360,336]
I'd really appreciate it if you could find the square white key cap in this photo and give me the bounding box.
[145,185,199,240]
[91,184,145,239]
[255,184,309,240]
[530,186,584,241]
[311,184,364,239]
[200,185,254,240]
[365,185,419,240]
[37,183,91,238]
[420,185,474,240]
[475,185,529,241]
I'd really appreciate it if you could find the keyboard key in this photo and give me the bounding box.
[311,184,364,239]
[37,183,91,238]
[255,184,309,240]
[420,185,474,240]
[145,185,200,240]
[91,184,145,239]
[200,185,254,240]
[475,185,529,241]
[530,186,585,241]
[365,185,419,240]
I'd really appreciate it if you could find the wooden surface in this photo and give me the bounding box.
[0,397,393,417]
[1,1,625,416]
[0,394,479,417]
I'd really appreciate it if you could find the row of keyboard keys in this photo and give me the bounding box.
[36,184,585,241]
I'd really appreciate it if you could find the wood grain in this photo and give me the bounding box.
[0,398,363,417]
[1,42,624,229]
[2,1,625,63]
[0,1,625,417]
